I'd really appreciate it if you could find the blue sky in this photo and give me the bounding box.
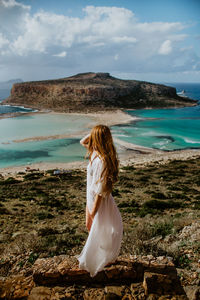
[0,0,200,82]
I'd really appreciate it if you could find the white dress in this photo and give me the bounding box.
[77,152,123,277]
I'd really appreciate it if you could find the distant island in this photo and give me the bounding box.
[0,78,23,90]
[2,72,197,111]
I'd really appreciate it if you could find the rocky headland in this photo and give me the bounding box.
[2,72,197,112]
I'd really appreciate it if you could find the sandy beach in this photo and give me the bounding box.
[1,109,200,176]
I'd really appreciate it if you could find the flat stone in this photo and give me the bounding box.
[33,257,139,285]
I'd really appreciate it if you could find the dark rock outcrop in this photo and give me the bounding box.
[0,255,193,299]
[2,72,197,112]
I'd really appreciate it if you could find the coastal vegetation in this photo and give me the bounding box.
[0,157,199,285]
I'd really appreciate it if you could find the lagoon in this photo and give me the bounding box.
[0,113,91,168]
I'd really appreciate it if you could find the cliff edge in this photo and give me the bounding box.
[3,72,197,112]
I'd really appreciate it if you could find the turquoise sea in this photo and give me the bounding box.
[113,83,200,151]
[0,82,200,168]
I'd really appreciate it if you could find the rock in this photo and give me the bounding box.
[83,288,105,300]
[121,295,133,300]
[3,72,197,112]
[104,286,125,297]
[0,275,34,299]
[143,272,185,296]
[11,230,37,239]
[105,293,121,299]
[33,256,141,285]
[28,286,52,299]
[130,282,145,298]
[146,295,159,300]
[184,285,200,300]
[178,222,200,243]
[12,231,25,238]
[33,255,177,286]
[0,255,192,299]
[0,234,9,243]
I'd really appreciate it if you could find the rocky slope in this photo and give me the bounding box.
[0,157,200,299]
[2,255,198,299]
[2,72,197,111]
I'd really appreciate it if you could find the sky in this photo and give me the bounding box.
[0,0,200,83]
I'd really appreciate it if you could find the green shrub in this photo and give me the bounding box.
[43,176,60,182]
[121,165,135,171]
[137,207,157,217]
[143,199,182,210]
[2,177,19,184]
[35,211,54,220]
[138,176,149,182]
[23,173,42,180]
[151,221,173,238]
[150,192,167,199]
[174,253,191,268]
[28,252,39,264]
[118,199,138,208]
[112,188,121,197]
[38,227,59,236]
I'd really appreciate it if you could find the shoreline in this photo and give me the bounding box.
[1,147,200,177]
[1,108,200,176]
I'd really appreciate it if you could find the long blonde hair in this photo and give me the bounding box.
[88,125,119,192]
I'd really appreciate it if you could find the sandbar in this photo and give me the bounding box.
[11,110,139,143]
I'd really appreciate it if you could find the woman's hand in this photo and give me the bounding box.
[80,133,90,148]
[86,206,93,232]
[91,194,103,219]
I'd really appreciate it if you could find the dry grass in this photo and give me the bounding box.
[0,158,200,275]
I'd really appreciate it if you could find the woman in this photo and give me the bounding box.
[77,125,123,277]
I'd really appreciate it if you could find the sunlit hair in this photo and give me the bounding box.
[88,125,119,192]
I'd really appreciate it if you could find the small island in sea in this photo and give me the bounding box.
[2,72,198,111]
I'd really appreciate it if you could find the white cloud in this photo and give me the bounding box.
[135,22,184,33]
[2,5,179,57]
[0,33,9,48]
[114,54,119,61]
[53,51,67,57]
[112,36,137,43]
[0,2,199,81]
[158,40,172,55]
[1,0,29,9]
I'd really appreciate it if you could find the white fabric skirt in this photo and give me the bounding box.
[77,194,123,277]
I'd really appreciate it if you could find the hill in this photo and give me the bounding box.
[2,72,197,111]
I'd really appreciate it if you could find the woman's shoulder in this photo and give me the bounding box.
[91,151,103,166]
[93,151,103,160]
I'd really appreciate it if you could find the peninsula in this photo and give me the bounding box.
[2,72,197,111]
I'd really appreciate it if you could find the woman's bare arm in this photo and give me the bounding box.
[90,194,103,219]
[80,133,90,148]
